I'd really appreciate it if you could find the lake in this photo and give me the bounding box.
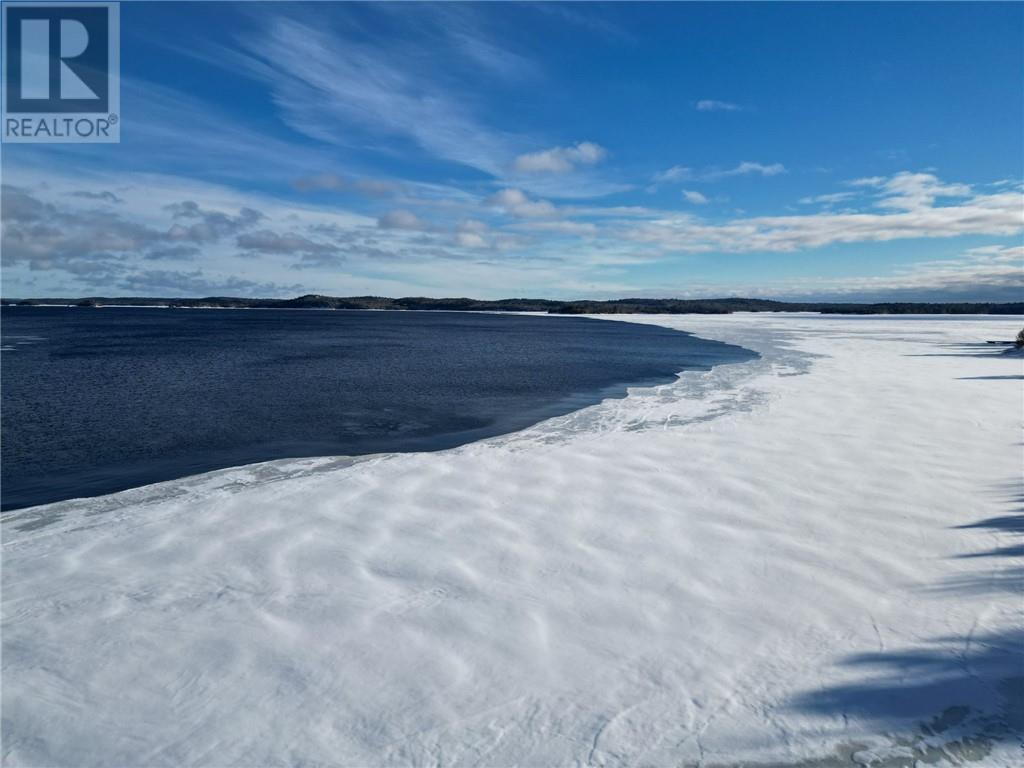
[0,307,756,510]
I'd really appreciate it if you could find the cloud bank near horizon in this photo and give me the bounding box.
[3,167,1021,302]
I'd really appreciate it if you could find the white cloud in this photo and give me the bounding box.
[457,219,489,234]
[652,162,786,186]
[7,162,1020,302]
[622,178,1022,253]
[558,242,1024,302]
[682,190,708,205]
[652,165,692,184]
[695,99,743,112]
[517,220,598,237]
[486,188,557,218]
[848,176,886,187]
[763,244,1024,300]
[291,174,405,197]
[453,219,491,249]
[871,172,972,211]
[513,142,608,174]
[291,173,347,193]
[377,210,428,231]
[237,230,337,257]
[454,231,488,248]
[799,192,857,206]
[707,161,787,179]
[354,179,405,197]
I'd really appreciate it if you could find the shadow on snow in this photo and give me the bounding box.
[787,479,1024,760]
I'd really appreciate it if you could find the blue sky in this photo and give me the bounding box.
[3,1,1022,300]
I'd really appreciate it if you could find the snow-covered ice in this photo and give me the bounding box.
[3,313,1022,766]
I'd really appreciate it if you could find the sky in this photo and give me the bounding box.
[2,1,1022,301]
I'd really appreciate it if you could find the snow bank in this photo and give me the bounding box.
[3,314,1022,766]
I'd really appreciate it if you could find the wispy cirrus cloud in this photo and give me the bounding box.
[529,3,634,43]
[695,99,744,112]
[163,6,629,200]
[706,161,787,179]
[218,11,529,177]
[448,31,540,81]
[799,192,857,206]
[652,161,787,187]
[291,174,408,200]
[99,78,340,182]
[652,165,692,184]
[137,6,634,201]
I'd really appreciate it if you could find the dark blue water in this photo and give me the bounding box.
[1,307,756,510]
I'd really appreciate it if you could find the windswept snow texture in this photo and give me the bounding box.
[3,314,1023,767]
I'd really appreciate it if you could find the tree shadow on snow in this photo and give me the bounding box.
[906,341,1023,359]
[788,629,1023,724]
[787,480,1024,760]
[957,375,1024,381]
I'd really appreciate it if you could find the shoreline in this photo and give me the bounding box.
[0,363,730,516]
[5,298,1023,316]
[0,311,756,512]
[3,313,1022,766]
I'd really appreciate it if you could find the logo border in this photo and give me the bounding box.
[2,1,120,144]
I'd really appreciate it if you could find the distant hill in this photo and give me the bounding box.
[3,294,1022,315]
